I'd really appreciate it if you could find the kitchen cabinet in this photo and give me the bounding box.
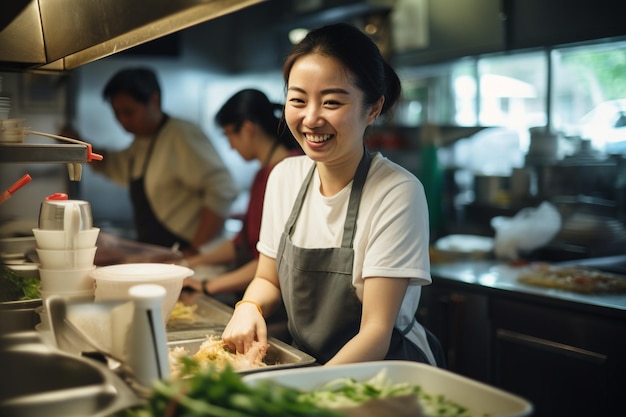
[393,0,504,66]
[417,281,493,383]
[492,298,623,417]
[503,0,625,50]
[394,0,626,65]
[422,261,626,417]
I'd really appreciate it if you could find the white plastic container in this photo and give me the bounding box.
[243,361,533,417]
[36,247,97,270]
[33,227,100,250]
[92,263,193,321]
[39,266,96,292]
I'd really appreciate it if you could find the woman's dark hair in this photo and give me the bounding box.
[216,88,298,150]
[282,23,401,116]
[102,67,161,105]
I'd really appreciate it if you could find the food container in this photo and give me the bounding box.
[243,361,533,417]
[92,263,192,321]
[167,329,316,374]
[32,228,100,250]
[166,296,234,332]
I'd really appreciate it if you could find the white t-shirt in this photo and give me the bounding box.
[258,153,435,364]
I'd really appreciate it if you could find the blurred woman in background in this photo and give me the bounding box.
[183,89,300,310]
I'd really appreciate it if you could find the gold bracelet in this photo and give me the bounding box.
[235,299,263,316]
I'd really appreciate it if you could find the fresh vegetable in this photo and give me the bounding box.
[123,358,344,417]
[0,265,40,302]
[301,369,474,417]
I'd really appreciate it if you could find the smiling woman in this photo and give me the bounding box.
[221,23,444,369]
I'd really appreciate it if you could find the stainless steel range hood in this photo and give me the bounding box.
[0,0,264,72]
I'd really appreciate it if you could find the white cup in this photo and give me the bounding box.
[39,266,96,292]
[36,247,97,270]
[33,227,100,250]
[38,286,95,303]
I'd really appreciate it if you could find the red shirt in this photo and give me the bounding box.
[233,150,301,263]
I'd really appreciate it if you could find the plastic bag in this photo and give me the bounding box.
[491,201,562,260]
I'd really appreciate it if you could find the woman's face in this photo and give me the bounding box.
[285,53,381,165]
[223,122,255,162]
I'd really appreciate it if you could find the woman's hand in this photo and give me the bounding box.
[182,277,202,292]
[222,302,268,354]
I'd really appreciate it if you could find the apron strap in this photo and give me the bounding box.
[399,316,417,336]
[341,149,371,248]
[129,114,170,176]
[283,163,316,236]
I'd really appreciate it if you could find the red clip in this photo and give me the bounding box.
[45,193,68,201]
[86,144,103,162]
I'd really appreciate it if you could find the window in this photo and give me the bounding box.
[552,40,626,154]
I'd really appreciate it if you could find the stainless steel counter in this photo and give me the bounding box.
[430,260,626,313]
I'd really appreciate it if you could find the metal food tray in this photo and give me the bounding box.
[166,296,234,332]
[167,330,316,374]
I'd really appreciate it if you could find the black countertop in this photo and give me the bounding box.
[429,259,626,315]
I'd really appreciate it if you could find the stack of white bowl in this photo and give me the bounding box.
[33,199,100,312]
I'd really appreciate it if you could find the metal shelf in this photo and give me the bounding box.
[0,143,88,163]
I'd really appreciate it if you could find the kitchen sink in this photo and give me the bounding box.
[0,332,143,417]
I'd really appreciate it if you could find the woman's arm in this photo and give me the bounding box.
[325,276,409,366]
[185,238,235,268]
[221,253,282,353]
[203,259,258,295]
[188,206,226,254]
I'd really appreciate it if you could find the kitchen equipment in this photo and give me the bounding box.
[32,227,100,250]
[36,247,97,270]
[0,173,31,204]
[0,119,25,142]
[38,266,96,292]
[474,174,511,206]
[48,284,171,389]
[166,296,234,332]
[433,234,494,262]
[125,284,170,386]
[0,236,36,260]
[0,298,41,335]
[167,331,316,374]
[0,331,142,417]
[38,198,93,231]
[38,286,94,303]
[92,263,193,321]
[243,361,533,417]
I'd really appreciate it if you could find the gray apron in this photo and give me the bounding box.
[276,151,430,364]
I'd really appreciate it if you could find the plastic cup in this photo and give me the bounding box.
[36,247,97,270]
[33,227,100,250]
[39,266,96,292]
